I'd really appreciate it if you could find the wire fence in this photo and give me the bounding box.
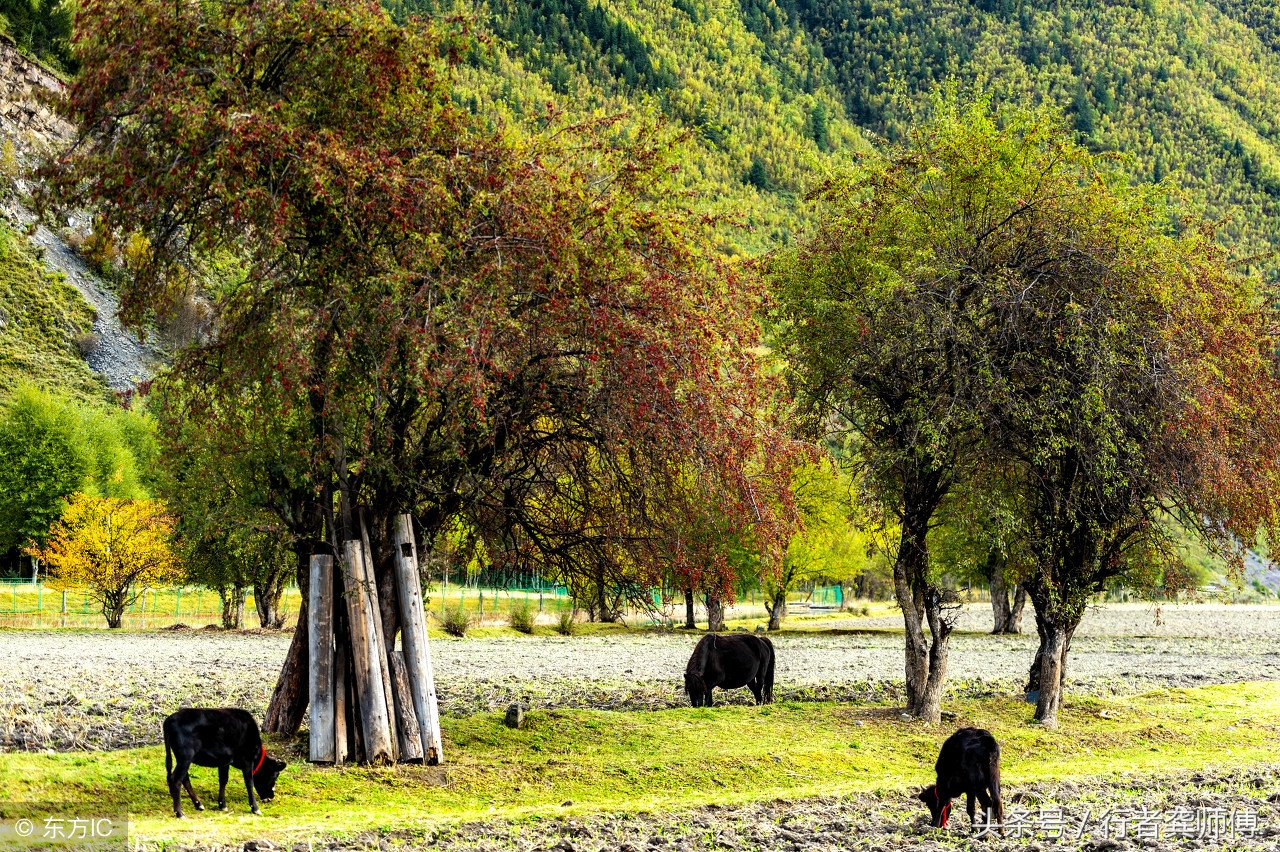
[0,580,854,629]
[0,581,306,629]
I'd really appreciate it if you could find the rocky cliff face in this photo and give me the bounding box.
[0,35,159,394]
[0,36,72,149]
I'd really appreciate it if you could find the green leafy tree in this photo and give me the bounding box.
[0,385,154,563]
[978,144,1280,726]
[771,95,1020,723]
[765,461,870,630]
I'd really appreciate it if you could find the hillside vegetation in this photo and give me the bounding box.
[391,0,1280,272]
[0,222,108,403]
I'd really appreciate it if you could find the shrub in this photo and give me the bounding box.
[74,332,101,357]
[441,606,471,638]
[509,602,535,634]
[555,608,576,636]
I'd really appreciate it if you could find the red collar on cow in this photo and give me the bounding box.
[252,745,267,776]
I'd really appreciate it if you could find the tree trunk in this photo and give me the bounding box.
[989,557,1010,634]
[253,571,288,629]
[1026,614,1045,694]
[104,593,125,629]
[893,515,951,723]
[767,588,786,631]
[1034,621,1069,727]
[1026,589,1080,728]
[262,546,313,735]
[220,584,246,629]
[684,589,696,629]
[705,593,725,632]
[1008,584,1027,634]
[595,575,617,623]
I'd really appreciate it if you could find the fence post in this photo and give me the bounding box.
[61,589,67,628]
[308,554,335,763]
[175,588,182,616]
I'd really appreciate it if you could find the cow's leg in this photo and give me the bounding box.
[181,771,204,811]
[242,765,261,815]
[168,760,188,818]
[217,765,229,810]
[749,677,764,705]
[975,787,999,836]
[966,792,976,828]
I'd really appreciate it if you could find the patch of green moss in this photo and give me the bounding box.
[0,224,110,404]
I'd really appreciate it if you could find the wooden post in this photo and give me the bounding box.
[358,524,400,762]
[388,650,424,761]
[392,513,444,765]
[341,539,394,763]
[308,554,335,763]
[333,646,348,765]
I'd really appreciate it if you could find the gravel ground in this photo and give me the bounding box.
[3,604,1279,752]
[163,765,1280,851]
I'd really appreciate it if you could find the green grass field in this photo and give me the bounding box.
[1,683,1276,847]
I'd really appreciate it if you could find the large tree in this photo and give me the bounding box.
[770,96,1046,722]
[48,0,795,742]
[775,94,1280,728]
[980,152,1280,727]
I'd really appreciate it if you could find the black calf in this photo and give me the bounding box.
[917,727,1004,836]
[163,708,286,818]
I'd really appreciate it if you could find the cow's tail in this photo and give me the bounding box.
[988,750,1004,827]
[763,637,775,704]
[165,735,173,784]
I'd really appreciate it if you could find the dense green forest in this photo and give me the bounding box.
[388,0,1280,271]
[5,0,1279,261]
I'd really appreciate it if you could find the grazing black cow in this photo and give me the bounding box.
[163,708,286,818]
[684,633,775,707]
[917,727,1004,836]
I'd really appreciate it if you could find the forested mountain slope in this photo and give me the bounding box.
[388,0,871,255]
[393,0,1280,271]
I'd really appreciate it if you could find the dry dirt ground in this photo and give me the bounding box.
[2,603,1277,752]
[188,766,1280,852]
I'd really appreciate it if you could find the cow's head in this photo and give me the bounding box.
[917,784,951,827]
[252,756,287,803]
[684,673,706,707]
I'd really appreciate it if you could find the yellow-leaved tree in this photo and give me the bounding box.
[764,462,879,630]
[28,494,178,628]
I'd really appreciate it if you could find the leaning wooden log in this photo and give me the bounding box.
[307,553,335,763]
[359,520,400,762]
[392,513,444,765]
[388,650,424,762]
[262,547,313,735]
[341,539,394,764]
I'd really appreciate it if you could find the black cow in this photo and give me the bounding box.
[163,708,287,818]
[917,727,1004,835]
[684,633,775,707]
